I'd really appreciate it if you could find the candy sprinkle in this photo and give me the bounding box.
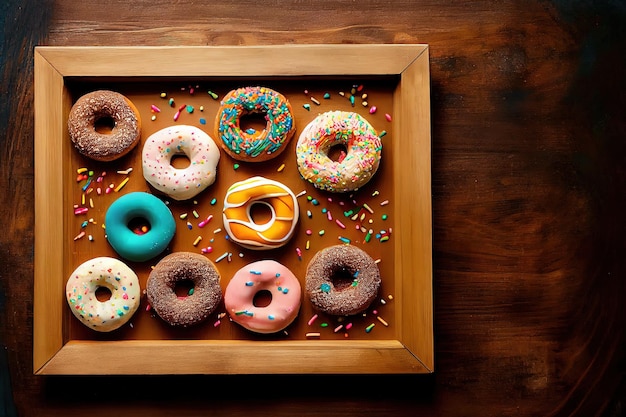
[114,177,130,192]
[306,332,321,338]
[365,323,375,333]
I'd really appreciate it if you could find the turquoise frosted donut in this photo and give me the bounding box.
[105,192,176,262]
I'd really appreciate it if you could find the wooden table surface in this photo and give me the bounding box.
[2,0,625,416]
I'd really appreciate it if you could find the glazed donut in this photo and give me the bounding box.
[146,252,222,327]
[305,245,381,316]
[104,192,176,262]
[222,176,299,250]
[214,86,296,162]
[224,260,302,334]
[296,110,382,193]
[68,90,141,162]
[66,257,140,332]
[142,125,221,201]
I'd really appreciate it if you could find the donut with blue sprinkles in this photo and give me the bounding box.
[214,86,296,163]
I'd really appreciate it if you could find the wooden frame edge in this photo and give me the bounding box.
[33,48,67,373]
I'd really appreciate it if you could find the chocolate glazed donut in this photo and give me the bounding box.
[147,252,222,327]
[68,90,141,161]
[305,244,381,316]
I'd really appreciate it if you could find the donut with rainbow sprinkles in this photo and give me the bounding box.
[295,110,382,193]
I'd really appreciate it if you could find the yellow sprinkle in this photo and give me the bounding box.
[376,316,389,327]
[192,210,200,218]
[277,163,285,172]
[76,167,88,174]
[179,213,188,220]
[81,193,85,205]
[306,240,310,250]
[89,198,94,208]
[114,177,129,192]
[193,236,202,246]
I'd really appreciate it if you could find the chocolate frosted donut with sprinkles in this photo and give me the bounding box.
[146,252,222,327]
[305,245,381,316]
[214,86,296,162]
[296,110,382,193]
[68,90,141,162]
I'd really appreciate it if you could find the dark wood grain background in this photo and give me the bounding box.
[2,0,625,416]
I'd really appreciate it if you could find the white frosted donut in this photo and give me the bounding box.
[296,111,382,193]
[142,125,221,201]
[66,257,141,332]
[222,176,299,250]
[224,260,302,334]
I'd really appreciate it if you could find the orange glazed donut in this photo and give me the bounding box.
[68,90,141,161]
[222,176,299,250]
[214,86,296,162]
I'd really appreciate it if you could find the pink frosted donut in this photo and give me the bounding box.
[224,260,302,334]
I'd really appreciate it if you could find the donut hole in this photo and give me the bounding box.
[253,289,272,308]
[95,286,112,302]
[240,112,269,135]
[327,143,348,162]
[330,268,356,291]
[174,279,195,298]
[249,202,273,225]
[170,153,191,169]
[127,217,151,235]
[94,115,116,134]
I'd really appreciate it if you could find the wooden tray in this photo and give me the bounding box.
[34,45,432,375]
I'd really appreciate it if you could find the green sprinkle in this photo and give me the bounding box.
[365,323,375,333]
[188,288,195,296]
[208,91,219,100]
[320,322,329,328]
[233,163,240,170]
[323,92,331,99]
[303,103,311,111]
[379,130,387,138]
[382,214,388,220]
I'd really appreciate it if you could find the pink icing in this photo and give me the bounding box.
[224,260,302,334]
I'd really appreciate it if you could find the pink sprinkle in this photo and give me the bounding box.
[385,113,392,122]
[296,247,302,259]
[173,110,181,121]
[73,231,85,241]
[307,314,318,326]
[335,219,346,229]
[213,320,221,327]
[201,246,213,254]
[74,207,88,215]
[150,104,161,113]
[369,106,377,114]
[146,304,151,312]
[345,323,353,330]
[198,215,213,228]
[334,325,343,333]
[327,210,333,221]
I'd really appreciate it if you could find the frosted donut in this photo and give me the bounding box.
[305,245,381,316]
[296,111,382,193]
[224,260,302,334]
[214,86,296,162]
[222,176,299,250]
[68,90,141,162]
[146,252,222,327]
[66,257,140,332]
[105,192,176,262]
[142,125,221,201]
